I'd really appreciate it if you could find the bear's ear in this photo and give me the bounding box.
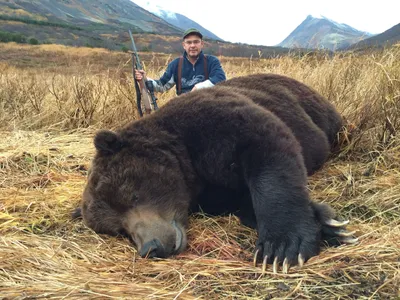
[94,130,125,155]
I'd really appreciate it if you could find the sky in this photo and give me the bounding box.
[133,0,399,46]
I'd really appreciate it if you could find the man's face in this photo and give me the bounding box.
[182,34,204,59]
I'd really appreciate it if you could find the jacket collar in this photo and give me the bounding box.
[183,50,205,64]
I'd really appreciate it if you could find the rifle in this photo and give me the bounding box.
[128,30,158,117]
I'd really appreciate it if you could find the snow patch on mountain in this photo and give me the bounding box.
[134,0,177,20]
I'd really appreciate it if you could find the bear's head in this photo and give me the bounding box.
[81,129,191,258]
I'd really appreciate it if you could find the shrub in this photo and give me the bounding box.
[0,30,26,43]
[29,38,39,45]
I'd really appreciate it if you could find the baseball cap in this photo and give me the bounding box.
[183,28,203,40]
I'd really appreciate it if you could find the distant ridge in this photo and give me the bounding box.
[348,22,400,50]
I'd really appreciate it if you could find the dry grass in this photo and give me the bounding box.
[0,44,400,299]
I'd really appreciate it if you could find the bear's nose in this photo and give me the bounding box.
[139,239,166,258]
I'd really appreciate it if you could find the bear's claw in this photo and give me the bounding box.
[282,258,289,274]
[339,237,359,244]
[336,230,356,237]
[256,253,305,274]
[322,218,359,245]
[325,219,349,227]
[261,255,268,273]
[253,249,259,267]
[272,257,279,274]
[298,253,305,267]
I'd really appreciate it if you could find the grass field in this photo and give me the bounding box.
[0,42,399,299]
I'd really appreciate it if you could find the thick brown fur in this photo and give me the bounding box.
[220,74,343,146]
[76,74,351,269]
[219,74,341,175]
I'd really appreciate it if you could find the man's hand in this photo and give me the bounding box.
[135,70,146,81]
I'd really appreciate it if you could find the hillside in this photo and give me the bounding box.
[0,0,183,33]
[0,0,182,48]
[349,22,400,50]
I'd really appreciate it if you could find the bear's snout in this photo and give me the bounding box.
[140,238,166,258]
[123,207,187,258]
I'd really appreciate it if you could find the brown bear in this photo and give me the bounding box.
[218,73,343,175]
[74,73,357,273]
[221,74,343,144]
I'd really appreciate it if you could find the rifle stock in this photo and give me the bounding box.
[128,30,158,117]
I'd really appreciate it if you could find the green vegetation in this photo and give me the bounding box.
[140,45,152,52]
[0,30,39,45]
[0,30,26,43]
[29,38,39,45]
[0,15,82,30]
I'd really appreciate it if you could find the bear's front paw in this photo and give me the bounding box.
[253,223,320,274]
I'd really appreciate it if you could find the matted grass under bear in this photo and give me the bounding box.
[1,44,399,299]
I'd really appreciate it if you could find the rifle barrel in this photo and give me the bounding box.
[128,29,158,113]
[128,30,141,69]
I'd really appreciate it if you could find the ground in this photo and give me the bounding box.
[0,129,399,299]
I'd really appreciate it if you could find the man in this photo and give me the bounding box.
[135,28,226,95]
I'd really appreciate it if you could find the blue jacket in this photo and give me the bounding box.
[151,51,226,95]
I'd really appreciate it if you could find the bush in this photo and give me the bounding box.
[140,45,152,52]
[0,30,26,43]
[29,38,39,45]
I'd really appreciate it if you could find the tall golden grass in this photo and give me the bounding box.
[0,43,399,299]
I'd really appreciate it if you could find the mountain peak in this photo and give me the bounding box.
[278,15,373,51]
[134,0,222,40]
[135,1,178,20]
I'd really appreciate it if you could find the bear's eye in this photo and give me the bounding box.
[118,228,129,237]
[132,193,139,202]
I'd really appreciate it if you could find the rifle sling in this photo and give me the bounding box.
[132,54,143,117]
